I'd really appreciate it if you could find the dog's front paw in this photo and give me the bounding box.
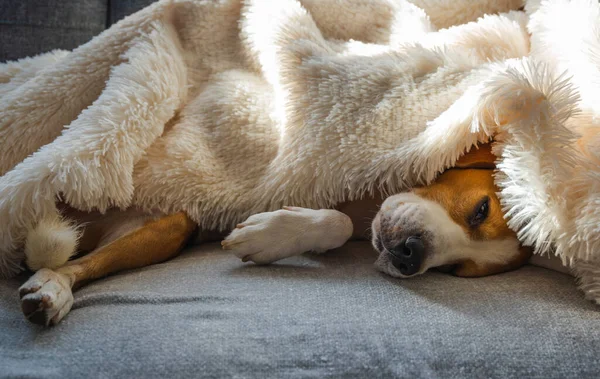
[222,207,352,264]
[19,268,73,326]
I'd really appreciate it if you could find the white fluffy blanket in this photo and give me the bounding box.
[1,0,599,300]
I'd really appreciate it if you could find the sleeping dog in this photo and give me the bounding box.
[18,143,531,326]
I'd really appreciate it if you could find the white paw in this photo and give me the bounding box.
[222,207,353,264]
[19,268,74,326]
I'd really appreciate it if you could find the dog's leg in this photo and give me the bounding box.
[222,207,353,264]
[18,212,196,326]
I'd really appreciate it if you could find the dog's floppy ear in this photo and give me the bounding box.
[454,143,496,169]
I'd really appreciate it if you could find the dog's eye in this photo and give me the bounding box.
[469,196,489,228]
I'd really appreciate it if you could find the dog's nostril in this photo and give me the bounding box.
[391,258,414,276]
[391,235,423,258]
[389,235,425,276]
[405,235,424,255]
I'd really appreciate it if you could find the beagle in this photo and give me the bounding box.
[17,143,530,326]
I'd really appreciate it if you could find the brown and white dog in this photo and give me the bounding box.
[18,143,530,326]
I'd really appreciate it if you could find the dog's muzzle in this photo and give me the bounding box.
[371,193,446,278]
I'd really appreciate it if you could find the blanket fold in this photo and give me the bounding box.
[1,0,599,303]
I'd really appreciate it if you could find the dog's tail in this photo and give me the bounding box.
[24,215,79,272]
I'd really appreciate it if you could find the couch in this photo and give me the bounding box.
[1,1,599,378]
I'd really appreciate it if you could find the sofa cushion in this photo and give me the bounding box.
[108,0,156,26]
[1,242,599,378]
[0,0,107,61]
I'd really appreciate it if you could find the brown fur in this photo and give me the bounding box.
[413,144,531,276]
[19,211,197,325]
[57,211,196,289]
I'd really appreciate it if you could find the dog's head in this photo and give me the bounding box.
[372,144,531,278]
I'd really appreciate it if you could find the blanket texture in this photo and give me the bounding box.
[1,0,599,301]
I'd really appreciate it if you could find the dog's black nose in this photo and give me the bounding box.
[390,236,425,276]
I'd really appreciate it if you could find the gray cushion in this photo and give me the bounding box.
[0,0,107,61]
[109,0,156,25]
[1,242,599,378]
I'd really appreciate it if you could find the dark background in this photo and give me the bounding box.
[0,0,155,61]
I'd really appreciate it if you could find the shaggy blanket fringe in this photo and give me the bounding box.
[1,0,600,302]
